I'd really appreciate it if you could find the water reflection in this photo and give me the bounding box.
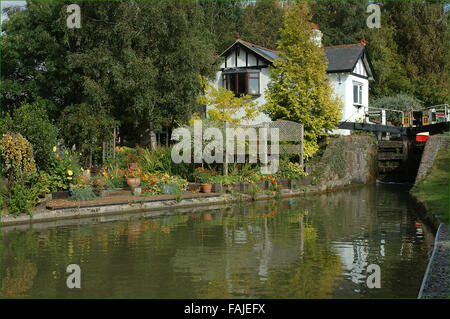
[1,185,433,298]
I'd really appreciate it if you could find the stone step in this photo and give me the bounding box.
[378,165,403,173]
[378,153,405,161]
[378,140,404,149]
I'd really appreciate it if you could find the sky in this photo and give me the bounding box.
[1,0,26,23]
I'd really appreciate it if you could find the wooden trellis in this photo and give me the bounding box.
[224,120,304,175]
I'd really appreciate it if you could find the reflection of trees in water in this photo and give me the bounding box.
[2,230,39,297]
[2,262,37,298]
[1,185,432,298]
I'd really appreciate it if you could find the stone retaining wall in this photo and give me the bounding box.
[315,136,378,190]
[415,135,450,185]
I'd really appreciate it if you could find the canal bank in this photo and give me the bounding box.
[412,135,449,299]
[1,136,379,227]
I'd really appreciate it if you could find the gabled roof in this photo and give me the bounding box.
[323,44,376,80]
[218,40,376,80]
[218,39,278,64]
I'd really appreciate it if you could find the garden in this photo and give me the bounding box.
[0,116,312,217]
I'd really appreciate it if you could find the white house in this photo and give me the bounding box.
[209,30,376,134]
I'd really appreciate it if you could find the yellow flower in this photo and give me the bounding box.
[68,170,73,176]
[86,169,90,174]
[53,146,57,152]
[67,177,72,180]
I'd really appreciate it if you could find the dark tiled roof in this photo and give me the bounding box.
[323,44,365,73]
[238,40,279,62]
[219,40,375,78]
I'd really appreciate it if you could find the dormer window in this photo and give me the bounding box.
[222,71,260,97]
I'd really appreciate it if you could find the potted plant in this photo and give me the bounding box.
[127,153,138,171]
[125,168,141,188]
[193,167,214,193]
[93,177,110,197]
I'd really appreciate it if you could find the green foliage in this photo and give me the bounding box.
[105,176,126,190]
[69,185,96,202]
[248,181,262,201]
[197,76,260,124]
[241,0,284,50]
[310,1,449,104]
[309,1,368,46]
[1,2,83,119]
[276,158,308,179]
[2,103,58,170]
[46,146,82,192]
[209,174,241,186]
[7,181,41,216]
[136,146,193,180]
[265,2,341,158]
[313,138,346,181]
[199,0,244,53]
[384,1,449,106]
[370,94,424,123]
[1,132,37,186]
[2,1,217,164]
[412,147,449,224]
[365,26,413,98]
[193,167,218,184]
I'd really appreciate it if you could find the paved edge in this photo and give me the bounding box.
[418,223,450,299]
[1,188,326,227]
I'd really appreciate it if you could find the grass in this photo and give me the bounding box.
[412,147,449,224]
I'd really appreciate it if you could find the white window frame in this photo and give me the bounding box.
[353,82,363,107]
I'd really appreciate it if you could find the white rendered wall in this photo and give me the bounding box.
[210,53,371,132]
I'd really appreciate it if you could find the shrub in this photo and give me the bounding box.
[140,173,188,196]
[193,167,218,184]
[69,185,96,201]
[7,182,41,216]
[136,146,193,180]
[1,133,37,186]
[46,146,82,192]
[2,103,58,170]
[370,94,423,123]
[276,158,307,179]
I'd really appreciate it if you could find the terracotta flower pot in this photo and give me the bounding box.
[203,213,212,221]
[127,177,141,188]
[201,184,212,193]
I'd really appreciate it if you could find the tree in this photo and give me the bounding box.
[199,0,245,54]
[2,1,218,164]
[365,25,413,100]
[241,0,285,50]
[1,1,84,120]
[2,103,58,170]
[309,1,369,46]
[383,1,449,105]
[197,77,260,124]
[265,2,341,158]
[370,94,423,123]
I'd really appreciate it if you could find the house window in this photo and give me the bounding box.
[353,82,363,106]
[223,72,260,97]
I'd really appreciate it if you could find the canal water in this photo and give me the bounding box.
[1,184,434,298]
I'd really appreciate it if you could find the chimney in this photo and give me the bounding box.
[312,24,322,47]
[360,37,368,46]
